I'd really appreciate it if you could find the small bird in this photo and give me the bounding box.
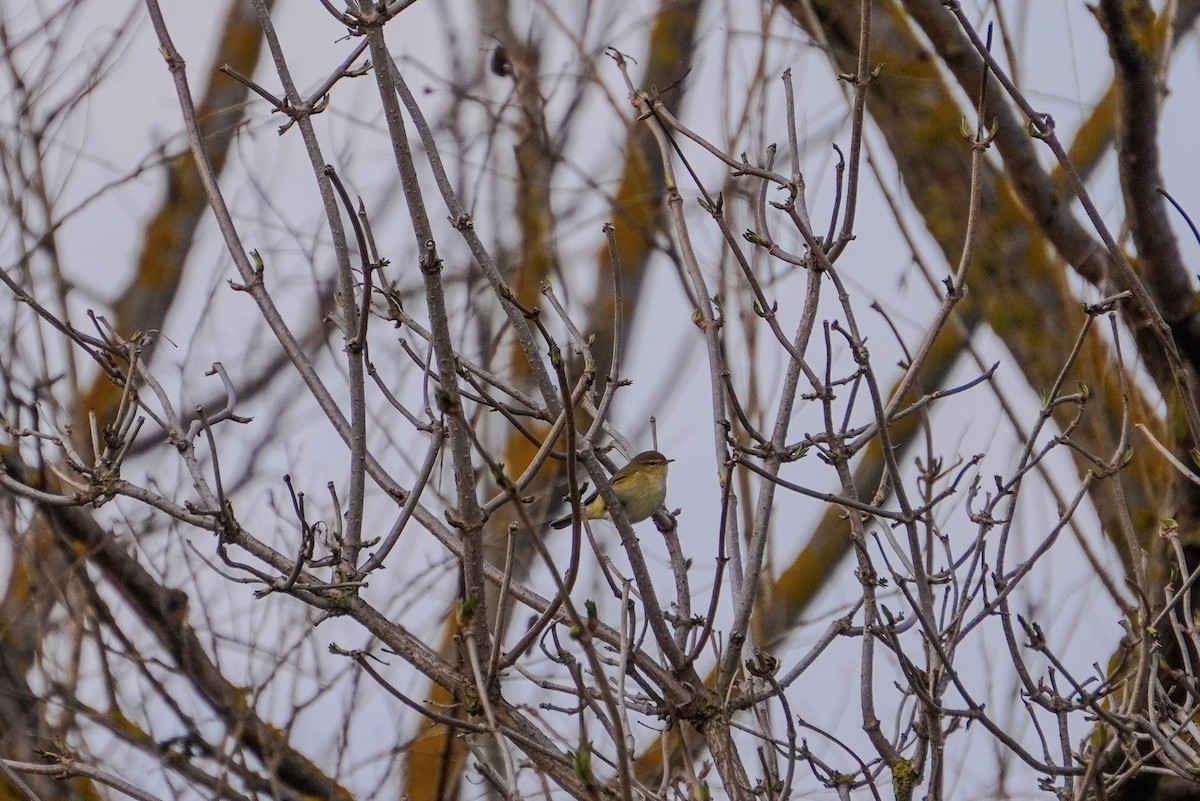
[550,451,672,529]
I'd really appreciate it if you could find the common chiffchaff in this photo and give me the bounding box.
[550,451,672,530]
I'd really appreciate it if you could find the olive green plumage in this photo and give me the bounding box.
[550,451,671,529]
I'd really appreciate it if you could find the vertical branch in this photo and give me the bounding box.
[362,19,489,642]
